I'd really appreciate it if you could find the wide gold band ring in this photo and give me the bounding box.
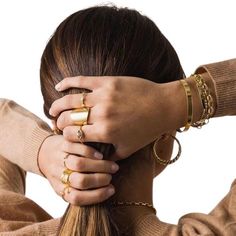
[70,107,90,126]
[60,168,73,185]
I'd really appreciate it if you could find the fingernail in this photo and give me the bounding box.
[94,152,103,159]
[55,82,61,91]
[111,163,119,172]
[107,187,115,196]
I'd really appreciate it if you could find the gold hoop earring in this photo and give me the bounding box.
[153,134,182,165]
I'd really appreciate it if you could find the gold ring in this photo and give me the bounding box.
[60,185,71,201]
[60,168,73,185]
[70,107,90,126]
[63,154,69,168]
[81,92,87,107]
[77,126,84,143]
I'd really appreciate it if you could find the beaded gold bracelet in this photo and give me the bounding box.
[191,74,214,128]
[177,79,193,132]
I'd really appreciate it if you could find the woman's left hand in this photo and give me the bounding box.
[38,135,119,205]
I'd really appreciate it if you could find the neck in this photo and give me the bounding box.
[107,148,155,233]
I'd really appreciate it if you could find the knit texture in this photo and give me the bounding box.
[196,58,236,117]
[0,99,53,176]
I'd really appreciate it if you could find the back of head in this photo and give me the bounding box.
[40,5,184,236]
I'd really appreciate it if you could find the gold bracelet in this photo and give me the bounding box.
[177,79,193,132]
[191,74,214,128]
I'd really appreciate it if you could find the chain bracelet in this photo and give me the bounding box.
[192,74,214,128]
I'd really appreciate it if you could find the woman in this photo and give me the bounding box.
[0,5,236,236]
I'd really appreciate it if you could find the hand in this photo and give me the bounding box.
[49,76,182,160]
[38,135,119,205]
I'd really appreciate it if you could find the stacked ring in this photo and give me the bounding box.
[69,92,90,142]
[60,168,73,185]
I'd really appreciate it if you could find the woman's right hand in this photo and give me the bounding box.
[49,76,188,160]
[38,135,119,206]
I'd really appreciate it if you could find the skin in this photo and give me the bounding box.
[49,76,185,160]
[39,73,217,206]
[38,135,119,205]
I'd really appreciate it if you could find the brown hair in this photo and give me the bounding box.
[40,5,184,236]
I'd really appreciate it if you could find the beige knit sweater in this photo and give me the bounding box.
[0,59,236,235]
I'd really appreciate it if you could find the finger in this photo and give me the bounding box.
[63,123,109,143]
[69,172,112,190]
[66,184,115,206]
[65,155,119,174]
[57,104,106,130]
[57,108,94,130]
[49,93,96,117]
[62,142,103,160]
[55,76,104,92]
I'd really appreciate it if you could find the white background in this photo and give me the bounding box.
[0,0,235,224]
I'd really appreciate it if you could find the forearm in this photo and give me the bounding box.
[163,59,236,131]
[0,99,53,175]
[161,76,208,132]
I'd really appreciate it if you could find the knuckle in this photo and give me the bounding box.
[77,175,88,189]
[100,125,110,138]
[70,192,82,205]
[107,79,118,91]
[100,123,114,139]
[75,158,85,171]
[106,174,112,184]
[63,127,73,141]
[80,146,90,157]
[62,140,71,152]
[99,106,110,118]
[96,189,107,201]
[93,174,101,186]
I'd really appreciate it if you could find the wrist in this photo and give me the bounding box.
[161,80,188,131]
[37,134,53,178]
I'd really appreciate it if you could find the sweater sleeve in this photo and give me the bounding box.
[177,179,236,235]
[0,98,53,176]
[134,180,236,235]
[196,58,236,117]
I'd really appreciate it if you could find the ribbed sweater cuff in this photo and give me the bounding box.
[196,58,236,117]
[24,127,53,176]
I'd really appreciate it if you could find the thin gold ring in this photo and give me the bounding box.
[63,154,70,168]
[77,126,84,143]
